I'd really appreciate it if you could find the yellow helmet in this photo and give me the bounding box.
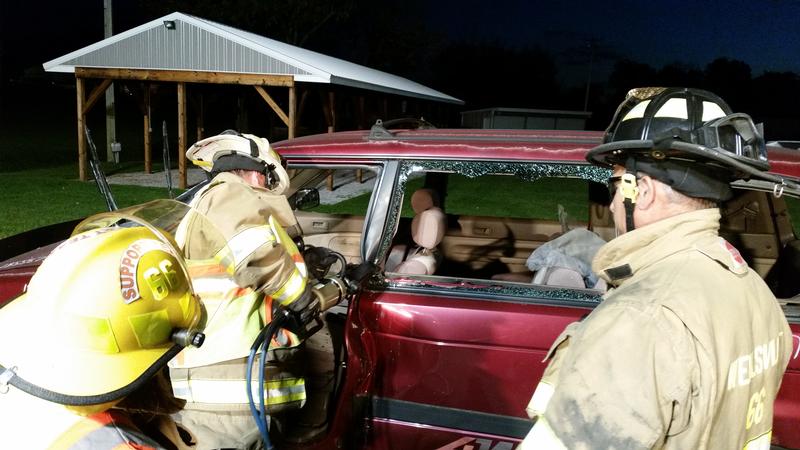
[0,224,203,408]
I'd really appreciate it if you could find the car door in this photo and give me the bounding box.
[351,159,609,449]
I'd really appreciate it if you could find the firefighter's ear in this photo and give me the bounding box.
[634,175,657,210]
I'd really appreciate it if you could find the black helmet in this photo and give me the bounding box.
[587,87,769,202]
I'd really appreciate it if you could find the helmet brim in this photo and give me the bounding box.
[0,294,177,403]
[587,139,771,175]
[586,139,656,168]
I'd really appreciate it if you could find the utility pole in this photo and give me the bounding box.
[104,0,116,162]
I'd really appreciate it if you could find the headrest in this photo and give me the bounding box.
[411,207,446,249]
[410,189,440,214]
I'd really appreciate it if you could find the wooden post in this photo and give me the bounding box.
[322,90,336,133]
[76,78,113,179]
[177,82,187,189]
[288,85,296,139]
[254,85,289,127]
[196,93,204,142]
[82,79,112,115]
[143,86,152,173]
[76,68,293,86]
[76,77,87,181]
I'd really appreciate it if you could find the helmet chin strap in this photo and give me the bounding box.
[622,157,640,233]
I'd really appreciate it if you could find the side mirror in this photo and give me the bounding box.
[293,188,320,210]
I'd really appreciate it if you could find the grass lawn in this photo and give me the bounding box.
[4,161,800,241]
[311,174,590,222]
[0,164,174,239]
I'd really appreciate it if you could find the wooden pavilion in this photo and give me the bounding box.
[43,12,463,188]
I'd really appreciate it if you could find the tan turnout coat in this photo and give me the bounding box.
[526,208,792,450]
[171,172,307,450]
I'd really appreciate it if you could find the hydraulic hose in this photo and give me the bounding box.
[246,309,289,450]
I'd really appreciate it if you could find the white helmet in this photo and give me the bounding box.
[186,130,290,195]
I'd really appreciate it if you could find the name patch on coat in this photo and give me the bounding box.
[726,332,784,390]
[721,238,747,272]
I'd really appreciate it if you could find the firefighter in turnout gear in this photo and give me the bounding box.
[0,204,207,450]
[173,131,343,449]
[521,88,793,449]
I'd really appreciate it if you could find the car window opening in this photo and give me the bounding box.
[385,166,610,295]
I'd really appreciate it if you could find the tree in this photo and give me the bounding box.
[751,71,800,139]
[703,58,752,111]
[430,42,560,109]
[656,62,703,87]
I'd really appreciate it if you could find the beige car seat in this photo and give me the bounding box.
[387,189,446,275]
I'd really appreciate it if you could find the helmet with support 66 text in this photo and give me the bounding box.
[0,202,209,412]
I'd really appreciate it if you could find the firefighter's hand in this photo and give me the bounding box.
[277,286,323,339]
[303,245,343,280]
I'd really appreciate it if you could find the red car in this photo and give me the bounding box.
[2,126,799,449]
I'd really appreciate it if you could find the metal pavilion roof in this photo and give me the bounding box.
[43,11,463,104]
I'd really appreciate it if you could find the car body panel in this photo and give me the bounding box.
[3,128,800,449]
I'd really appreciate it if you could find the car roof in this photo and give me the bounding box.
[274,128,800,179]
[274,129,604,163]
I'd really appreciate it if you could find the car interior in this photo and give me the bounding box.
[289,166,800,298]
[255,164,800,444]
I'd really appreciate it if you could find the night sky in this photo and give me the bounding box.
[3,0,800,86]
[425,0,800,83]
[2,0,800,137]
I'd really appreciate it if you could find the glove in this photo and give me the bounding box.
[274,285,323,340]
[303,245,341,280]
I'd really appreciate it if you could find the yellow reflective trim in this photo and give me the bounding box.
[653,97,688,119]
[266,377,304,390]
[227,226,277,266]
[269,216,300,257]
[190,277,240,297]
[210,247,236,275]
[621,99,650,121]
[69,316,119,354]
[295,261,307,278]
[188,252,235,278]
[743,431,771,450]
[128,308,171,348]
[270,269,306,306]
[526,381,554,418]
[620,173,639,203]
[703,101,727,121]
[261,391,307,405]
[193,160,213,170]
[172,378,306,405]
